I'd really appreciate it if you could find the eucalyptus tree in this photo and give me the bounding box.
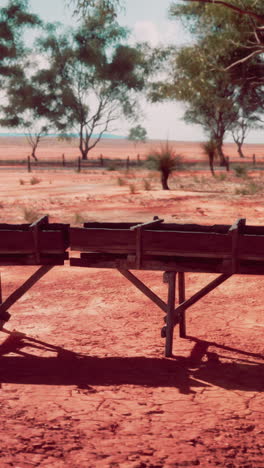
[0,0,40,84]
[35,8,150,160]
[128,125,147,148]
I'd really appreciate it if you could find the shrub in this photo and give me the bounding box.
[234,164,248,178]
[30,176,41,185]
[146,142,182,190]
[23,208,39,223]
[117,177,126,186]
[19,179,25,185]
[74,212,86,224]
[129,183,136,194]
[143,178,152,191]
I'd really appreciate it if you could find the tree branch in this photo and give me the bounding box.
[184,0,264,24]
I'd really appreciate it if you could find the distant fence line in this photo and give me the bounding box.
[0,153,263,172]
[0,155,144,172]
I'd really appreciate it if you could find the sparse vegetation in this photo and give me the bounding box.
[30,176,41,185]
[23,207,39,223]
[215,173,227,182]
[233,164,248,178]
[19,179,25,185]
[129,183,136,194]
[117,176,126,186]
[143,178,152,191]
[235,181,262,196]
[73,212,86,224]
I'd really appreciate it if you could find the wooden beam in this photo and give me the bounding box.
[117,268,167,313]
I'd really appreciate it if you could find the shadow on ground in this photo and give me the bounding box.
[0,331,263,394]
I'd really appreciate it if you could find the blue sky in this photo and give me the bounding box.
[2,0,263,143]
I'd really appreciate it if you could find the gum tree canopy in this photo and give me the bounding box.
[34,6,150,160]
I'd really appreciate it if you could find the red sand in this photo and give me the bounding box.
[0,138,263,467]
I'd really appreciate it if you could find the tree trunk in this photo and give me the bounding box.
[209,154,215,176]
[237,142,245,158]
[31,146,38,161]
[216,143,227,167]
[161,171,170,190]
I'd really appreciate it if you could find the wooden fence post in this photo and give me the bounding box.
[126,156,130,170]
[253,153,256,166]
[100,154,104,167]
[62,153,65,167]
[137,154,140,166]
[77,157,81,172]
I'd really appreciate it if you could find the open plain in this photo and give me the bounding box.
[0,137,263,467]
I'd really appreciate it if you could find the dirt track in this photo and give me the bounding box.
[0,147,263,467]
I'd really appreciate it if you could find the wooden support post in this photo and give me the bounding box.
[137,154,140,166]
[100,154,104,167]
[165,271,176,357]
[126,156,130,170]
[253,153,256,166]
[178,272,186,338]
[77,157,81,172]
[62,153,65,167]
[130,217,164,269]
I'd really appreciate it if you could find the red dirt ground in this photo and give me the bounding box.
[0,138,263,468]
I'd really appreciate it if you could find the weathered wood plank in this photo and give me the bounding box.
[70,228,232,257]
[0,230,68,254]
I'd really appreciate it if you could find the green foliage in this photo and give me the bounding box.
[128,125,147,146]
[32,9,150,160]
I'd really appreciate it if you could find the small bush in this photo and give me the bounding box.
[129,183,136,194]
[107,162,117,171]
[74,212,86,224]
[30,176,41,185]
[19,179,25,185]
[117,177,126,186]
[143,178,152,190]
[23,208,39,223]
[234,164,248,178]
[215,173,227,182]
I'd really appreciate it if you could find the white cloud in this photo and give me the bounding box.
[132,20,192,47]
[132,21,160,46]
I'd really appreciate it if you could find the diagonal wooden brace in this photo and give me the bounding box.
[118,268,167,313]
[173,273,232,325]
[0,265,53,329]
